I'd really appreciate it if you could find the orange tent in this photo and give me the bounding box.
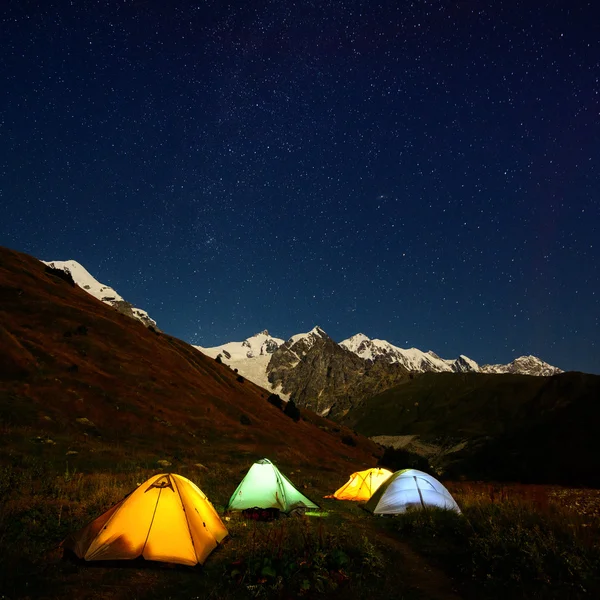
[327,468,393,501]
[64,473,228,566]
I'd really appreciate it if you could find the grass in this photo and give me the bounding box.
[0,458,419,599]
[1,456,600,599]
[377,482,600,599]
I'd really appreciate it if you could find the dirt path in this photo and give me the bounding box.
[375,529,464,600]
[347,512,464,600]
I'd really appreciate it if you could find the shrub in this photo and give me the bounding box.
[283,399,301,422]
[44,265,75,286]
[236,375,245,383]
[267,394,283,409]
[377,446,431,473]
[215,355,222,364]
[341,435,357,447]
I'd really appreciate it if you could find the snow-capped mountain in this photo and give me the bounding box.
[340,333,481,373]
[264,326,409,416]
[195,330,286,396]
[480,355,563,376]
[197,328,563,408]
[281,326,329,359]
[196,326,565,418]
[42,260,157,329]
[340,333,562,376]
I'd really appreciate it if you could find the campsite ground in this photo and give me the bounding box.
[1,458,599,600]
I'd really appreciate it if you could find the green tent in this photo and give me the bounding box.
[227,458,319,513]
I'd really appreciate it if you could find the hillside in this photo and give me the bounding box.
[343,371,600,486]
[0,246,380,479]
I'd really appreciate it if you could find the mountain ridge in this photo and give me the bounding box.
[196,328,564,414]
[42,259,158,329]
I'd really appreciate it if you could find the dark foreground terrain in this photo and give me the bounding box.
[1,245,599,598]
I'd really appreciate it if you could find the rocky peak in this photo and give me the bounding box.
[481,355,563,376]
[267,330,409,416]
[451,355,480,373]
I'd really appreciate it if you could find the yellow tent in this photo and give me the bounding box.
[64,473,228,566]
[327,468,393,501]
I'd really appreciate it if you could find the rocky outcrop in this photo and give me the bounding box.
[450,355,480,373]
[267,327,410,417]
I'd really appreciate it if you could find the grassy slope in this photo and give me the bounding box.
[0,246,381,478]
[343,371,600,486]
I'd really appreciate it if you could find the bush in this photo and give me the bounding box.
[341,435,357,447]
[267,394,283,409]
[236,375,245,383]
[44,265,75,286]
[377,446,431,473]
[283,399,301,422]
[215,355,222,364]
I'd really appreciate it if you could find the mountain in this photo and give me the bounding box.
[340,333,561,375]
[342,371,600,486]
[266,327,409,416]
[42,259,158,329]
[195,330,286,396]
[480,355,563,376]
[340,333,481,373]
[198,329,563,418]
[0,246,380,475]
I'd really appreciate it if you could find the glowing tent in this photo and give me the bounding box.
[64,473,228,566]
[327,468,393,501]
[365,469,461,515]
[227,458,319,513]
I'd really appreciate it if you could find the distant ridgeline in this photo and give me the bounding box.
[343,371,600,488]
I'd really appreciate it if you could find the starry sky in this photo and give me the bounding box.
[1,1,598,374]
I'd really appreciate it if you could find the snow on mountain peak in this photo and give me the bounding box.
[42,259,157,328]
[341,334,475,373]
[43,260,124,303]
[194,331,287,398]
[288,326,327,345]
[341,333,371,352]
[480,355,563,376]
[196,331,284,361]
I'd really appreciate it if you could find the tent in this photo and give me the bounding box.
[227,458,319,513]
[64,473,228,566]
[327,468,393,501]
[365,469,461,515]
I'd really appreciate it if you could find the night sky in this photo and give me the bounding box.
[1,1,598,374]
